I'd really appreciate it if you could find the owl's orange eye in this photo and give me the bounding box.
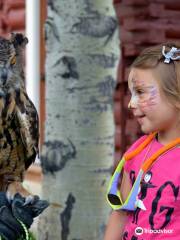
[10,56,16,65]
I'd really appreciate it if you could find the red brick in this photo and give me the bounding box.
[116,4,148,19]
[114,87,121,101]
[0,0,3,9]
[121,0,149,6]
[114,101,121,125]
[123,18,180,32]
[3,8,25,30]
[149,3,180,18]
[115,125,121,149]
[153,0,180,8]
[114,151,122,166]
[121,29,165,45]
[124,42,154,56]
[3,0,25,11]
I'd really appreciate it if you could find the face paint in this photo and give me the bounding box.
[128,68,180,136]
[139,86,159,110]
[129,90,139,108]
[128,77,145,108]
[132,78,146,88]
[128,75,159,110]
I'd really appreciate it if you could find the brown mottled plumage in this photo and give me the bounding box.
[0,33,39,197]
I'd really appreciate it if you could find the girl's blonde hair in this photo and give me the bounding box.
[131,43,180,109]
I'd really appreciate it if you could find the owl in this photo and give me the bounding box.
[0,33,39,202]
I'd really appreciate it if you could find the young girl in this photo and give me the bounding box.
[104,43,180,240]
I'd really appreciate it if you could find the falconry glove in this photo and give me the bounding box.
[12,193,49,228]
[0,192,49,240]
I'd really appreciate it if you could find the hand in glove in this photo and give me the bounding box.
[12,193,49,228]
[0,192,49,240]
[0,205,23,240]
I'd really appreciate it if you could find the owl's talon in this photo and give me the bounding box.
[6,191,14,204]
[23,195,34,206]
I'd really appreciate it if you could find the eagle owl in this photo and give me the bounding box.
[0,33,39,200]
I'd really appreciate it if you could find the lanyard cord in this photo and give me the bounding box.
[107,132,180,211]
[0,219,29,240]
[124,132,180,172]
[142,137,180,171]
[124,132,156,161]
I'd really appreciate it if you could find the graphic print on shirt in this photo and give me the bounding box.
[149,181,179,230]
[123,176,180,239]
[132,171,156,224]
[122,231,128,240]
[122,231,144,240]
[130,170,136,186]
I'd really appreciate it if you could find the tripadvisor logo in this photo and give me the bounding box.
[135,227,173,235]
[135,227,143,235]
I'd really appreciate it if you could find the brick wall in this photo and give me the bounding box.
[0,0,25,37]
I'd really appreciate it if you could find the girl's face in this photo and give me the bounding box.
[128,68,179,135]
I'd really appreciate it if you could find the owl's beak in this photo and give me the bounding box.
[1,67,7,85]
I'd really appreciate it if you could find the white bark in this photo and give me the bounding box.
[38,0,120,239]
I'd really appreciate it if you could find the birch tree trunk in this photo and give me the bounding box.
[38,0,120,239]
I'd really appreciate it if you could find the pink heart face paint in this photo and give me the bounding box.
[128,68,179,135]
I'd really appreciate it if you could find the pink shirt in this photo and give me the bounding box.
[122,135,180,239]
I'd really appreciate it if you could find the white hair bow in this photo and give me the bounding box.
[162,46,180,63]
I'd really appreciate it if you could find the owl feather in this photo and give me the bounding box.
[0,33,39,198]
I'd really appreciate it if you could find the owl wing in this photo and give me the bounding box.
[15,91,39,169]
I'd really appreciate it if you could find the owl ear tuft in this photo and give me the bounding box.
[10,33,28,48]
